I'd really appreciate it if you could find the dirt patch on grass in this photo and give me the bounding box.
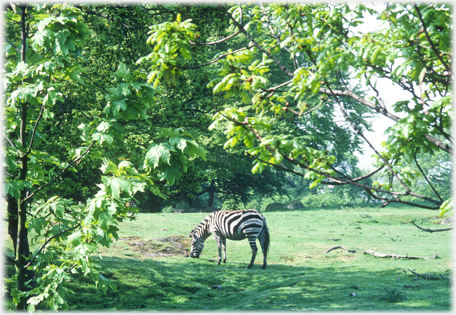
[119,235,191,258]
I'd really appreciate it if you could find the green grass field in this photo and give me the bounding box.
[4,205,454,311]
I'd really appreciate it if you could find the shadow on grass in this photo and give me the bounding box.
[63,255,451,311]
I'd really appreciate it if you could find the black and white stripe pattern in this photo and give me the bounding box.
[189,209,270,269]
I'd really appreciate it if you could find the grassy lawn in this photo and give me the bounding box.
[3,205,453,311]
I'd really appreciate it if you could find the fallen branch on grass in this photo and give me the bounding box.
[364,250,439,260]
[407,269,450,281]
[325,245,356,254]
[411,221,453,233]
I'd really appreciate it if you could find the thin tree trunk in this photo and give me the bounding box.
[15,5,29,310]
[7,194,18,255]
[147,192,162,213]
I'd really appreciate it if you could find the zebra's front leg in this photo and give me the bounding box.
[247,239,258,269]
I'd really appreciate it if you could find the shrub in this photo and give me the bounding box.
[380,287,406,303]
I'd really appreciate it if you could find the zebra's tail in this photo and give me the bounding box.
[262,223,270,254]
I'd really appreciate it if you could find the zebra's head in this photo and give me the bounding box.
[189,230,204,258]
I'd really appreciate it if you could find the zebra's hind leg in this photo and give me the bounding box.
[221,237,227,263]
[259,248,267,269]
[247,238,258,269]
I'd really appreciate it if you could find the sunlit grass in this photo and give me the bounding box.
[3,205,453,311]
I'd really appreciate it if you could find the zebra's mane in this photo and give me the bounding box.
[191,212,213,236]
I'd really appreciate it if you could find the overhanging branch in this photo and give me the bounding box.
[224,6,294,78]
[221,112,442,208]
[185,44,254,69]
[319,87,452,153]
[189,31,240,45]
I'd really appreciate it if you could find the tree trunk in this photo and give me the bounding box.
[15,5,30,310]
[7,193,31,259]
[147,192,162,213]
[7,194,18,255]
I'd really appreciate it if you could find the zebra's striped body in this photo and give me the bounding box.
[189,209,269,269]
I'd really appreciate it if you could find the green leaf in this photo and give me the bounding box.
[68,230,82,247]
[145,143,171,168]
[100,158,119,176]
[108,177,131,199]
[99,211,114,230]
[114,63,133,81]
[439,198,453,218]
[5,180,32,199]
[163,165,181,185]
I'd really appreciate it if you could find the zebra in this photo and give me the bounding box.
[189,209,270,269]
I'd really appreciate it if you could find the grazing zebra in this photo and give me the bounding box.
[189,209,270,269]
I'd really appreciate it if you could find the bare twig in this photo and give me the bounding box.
[411,221,452,233]
[66,263,78,273]
[6,38,21,52]
[439,274,451,281]
[5,135,15,148]
[408,268,443,280]
[325,245,356,254]
[264,79,293,94]
[4,253,17,266]
[413,151,443,202]
[27,104,46,154]
[324,165,385,186]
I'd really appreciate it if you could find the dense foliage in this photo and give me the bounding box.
[3,2,452,311]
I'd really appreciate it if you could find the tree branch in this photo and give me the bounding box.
[23,141,95,203]
[411,221,452,233]
[407,268,446,280]
[4,134,16,148]
[329,86,411,193]
[189,31,240,45]
[323,165,385,185]
[413,150,443,202]
[27,104,46,155]
[224,7,294,77]
[364,250,438,260]
[319,87,452,153]
[4,253,17,266]
[325,245,356,254]
[413,4,451,74]
[24,223,81,269]
[221,111,442,208]
[185,44,254,69]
